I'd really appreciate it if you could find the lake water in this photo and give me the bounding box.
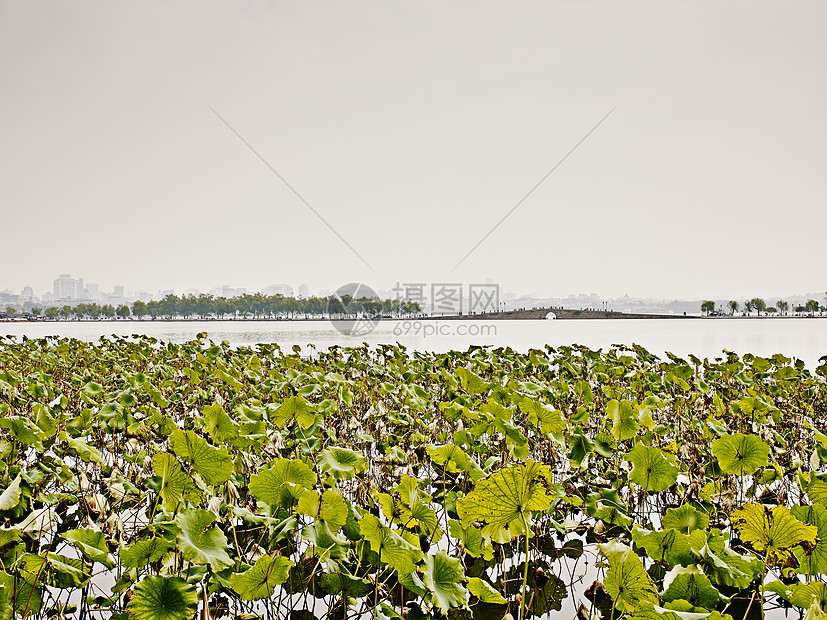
[3,317,826,368]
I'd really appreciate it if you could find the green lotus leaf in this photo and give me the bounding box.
[297,489,349,530]
[319,446,366,480]
[18,552,90,589]
[688,530,762,589]
[396,475,429,506]
[711,433,769,476]
[456,367,488,394]
[33,404,57,438]
[806,475,827,506]
[0,529,23,567]
[408,498,441,540]
[520,397,567,436]
[249,458,316,506]
[62,529,115,569]
[200,404,239,443]
[569,432,594,468]
[320,572,372,597]
[607,400,639,441]
[632,526,693,566]
[272,396,315,429]
[662,505,710,534]
[0,416,42,447]
[467,577,506,604]
[426,444,474,475]
[175,508,232,570]
[0,475,22,511]
[767,580,827,611]
[120,538,174,568]
[46,554,91,589]
[152,453,201,510]
[792,505,827,575]
[804,602,827,620]
[423,550,467,614]
[731,503,817,567]
[448,519,491,559]
[661,565,727,609]
[625,443,679,492]
[169,429,233,486]
[456,460,554,543]
[302,520,350,561]
[230,555,292,600]
[359,512,422,575]
[599,541,659,613]
[0,569,42,618]
[127,575,198,620]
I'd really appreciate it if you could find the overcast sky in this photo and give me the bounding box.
[2,1,825,300]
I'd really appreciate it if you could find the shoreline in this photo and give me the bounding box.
[3,308,825,323]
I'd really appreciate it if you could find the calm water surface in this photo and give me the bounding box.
[3,317,826,368]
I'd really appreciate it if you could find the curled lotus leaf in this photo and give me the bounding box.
[423,550,468,614]
[662,505,710,534]
[599,541,659,613]
[175,508,232,570]
[319,446,366,480]
[661,564,727,609]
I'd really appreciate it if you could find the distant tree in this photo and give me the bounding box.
[776,300,789,315]
[727,300,738,315]
[5,306,16,316]
[701,300,716,316]
[749,298,766,316]
[147,300,161,318]
[766,307,777,314]
[30,307,42,316]
[116,304,130,318]
[101,304,115,318]
[159,294,179,319]
[61,305,73,319]
[45,307,60,318]
[805,299,819,315]
[132,300,148,318]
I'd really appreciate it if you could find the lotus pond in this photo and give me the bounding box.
[0,334,826,620]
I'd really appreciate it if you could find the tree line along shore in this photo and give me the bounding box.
[2,292,423,321]
[700,296,825,317]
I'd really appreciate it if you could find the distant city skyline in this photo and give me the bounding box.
[1,270,823,318]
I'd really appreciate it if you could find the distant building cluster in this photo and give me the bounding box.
[0,273,313,314]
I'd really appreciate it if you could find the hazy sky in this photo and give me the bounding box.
[2,1,825,300]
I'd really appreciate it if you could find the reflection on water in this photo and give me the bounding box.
[2,317,826,368]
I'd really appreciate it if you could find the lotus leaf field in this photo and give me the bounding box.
[1,334,826,620]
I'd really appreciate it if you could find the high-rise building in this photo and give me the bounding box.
[54,274,79,301]
[298,284,309,298]
[263,284,294,297]
[21,286,33,301]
